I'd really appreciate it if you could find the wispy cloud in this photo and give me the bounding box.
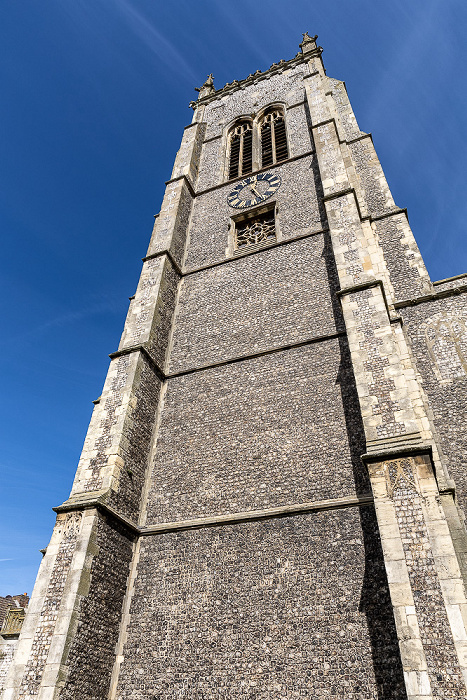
[114,0,198,85]
[0,559,14,563]
[211,1,272,67]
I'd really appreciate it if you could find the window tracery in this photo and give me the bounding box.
[234,210,276,251]
[259,109,288,167]
[227,108,288,181]
[228,120,253,179]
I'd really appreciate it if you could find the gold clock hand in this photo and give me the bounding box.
[248,178,261,197]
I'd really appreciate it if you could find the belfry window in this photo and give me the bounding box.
[260,110,288,168]
[228,121,253,179]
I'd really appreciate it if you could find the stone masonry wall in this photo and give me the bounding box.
[196,99,312,193]
[373,213,431,301]
[107,354,162,521]
[348,137,396,217]
[432,274,467,293]
[184,156,325,271]
[69,351,161,523]
[60,514,133,700]
[146,338,368,525]
[202,64,310,142]
[116,507,406,700]
[401,294,467,517]
[327,78,362,141]
[0,639,18,694]
[118,256,179,370]
[169,234,342,373]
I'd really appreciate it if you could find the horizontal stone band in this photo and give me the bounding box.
[54,493,374,539]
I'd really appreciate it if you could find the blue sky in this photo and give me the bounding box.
[1,0,466,595]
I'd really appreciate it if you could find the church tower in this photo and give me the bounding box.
[5,33,467,699]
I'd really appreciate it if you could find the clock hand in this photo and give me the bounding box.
[249,178,261,197]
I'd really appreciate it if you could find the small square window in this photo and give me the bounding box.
[234,208,276,253]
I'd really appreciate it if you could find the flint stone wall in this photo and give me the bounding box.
[60,514,133,700]
[146,338,368,525]
[196,99,312,194]
[185,156,325,271]
[169,234,342,373]
[373,213,431,301]
[401,294,467,517]
[0,638,18,693]
[116,507,406,700]
[201,64,310,142]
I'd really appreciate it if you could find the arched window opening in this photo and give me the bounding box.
[260,110,288,168]
[228,121,253,180]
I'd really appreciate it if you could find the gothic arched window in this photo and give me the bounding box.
[228,120,253,180]
[260,109,288,168]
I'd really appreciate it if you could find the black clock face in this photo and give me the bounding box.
[227,172,281,208]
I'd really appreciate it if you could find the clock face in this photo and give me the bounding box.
[227,172,281,208]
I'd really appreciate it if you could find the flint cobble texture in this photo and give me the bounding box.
[202,64,309,142]
[184,156,325,271]
[169,235,343,373]
[0,639,17,692]
[146,338,368,524]
[432,275,467,293]
[108,354,161,521]
[116,507,406,699]
[327,78,362,141]
[373,214,430,301]
[61,514,134,700]
[349,138,394,217]
[401,294,467,517]
[389,459,466,698]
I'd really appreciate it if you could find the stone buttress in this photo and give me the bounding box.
[5,33,467,700]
